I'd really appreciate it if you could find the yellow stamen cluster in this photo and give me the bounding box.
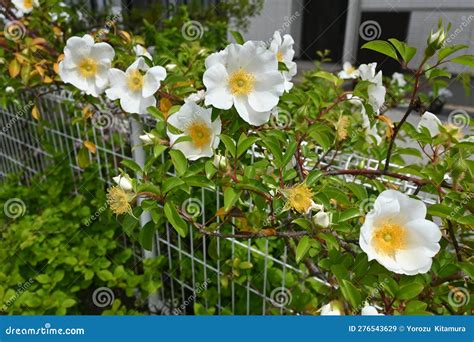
[107,186,132,215]
[443,124,463,140]
[276,51,284,62]
[24,0,33,9]
[286,183,314,214]
[336,116,350,141]
[372,222,407,257]
[78,58,98,78]
[126,69,145,92]
[228,68,255,96]
[186,121,212,148]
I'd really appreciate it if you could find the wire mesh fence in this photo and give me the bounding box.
[0,91,438,315]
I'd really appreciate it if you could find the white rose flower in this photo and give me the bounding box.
[361,305,384,315]
[12,0,39,15]
[320,302,343,315]
[139,132,156,145]
[347,94,382,144]
[185,90,206,103]
[113,174,133,191]
[357,63,386,113]
[106,57,166,114]
[133,44,152,60]
[167,102,221,161]
[203,41,285,126]
[417,111,442,137]
[338,62,359,79]
[269,31,297,91]
[59,34,115,97]
[392,72,406,87]
[359,190,441,275]
[314,211,330,228]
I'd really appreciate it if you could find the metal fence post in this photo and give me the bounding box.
[129,116,162,313]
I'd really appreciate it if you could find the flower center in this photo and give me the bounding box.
[277,51,284,62]
[24,0,33,9]
[347,66,356,75]
[372,222,407,257]
[107,186,132,215]
[186,121,212,148]
[78,58,97,78]
[287,183,313,214]
[126,69,145,92]
[228,68,255,96]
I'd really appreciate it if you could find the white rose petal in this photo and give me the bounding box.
[113,174,133,191]
[105,57,166,114]
[59,35,115,97]
[359,190,441,275]
[269,31,297,91]
[417,111,442,138]
[203,41,285,126]
[167,102,221,161]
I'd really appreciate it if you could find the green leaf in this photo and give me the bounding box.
[388,38,416,63]
[397,283,424,300]
[296,236,310,263]
[153,144,168,158]
[427,203,453,219]
[139,221,156,251]
[224,187,241,212]
[205,160,217,179]
[337,208,361,222]
[450,55,474,68]
[438,45,469,62]
[292,218,311,231]
[314,71,340,85]
[121,160,142,174]
[341,279,362,308]
[169,150,188,176]
[236,134,259,158]
[230,31,244,44]
[362,40,399,61]
[162,177,185,194]
[281,138,297,167]
[239,261,253,269]
[220,134,236,157]
[77,147,90,169]
[164,202,188,238]
[305,170,322,186]
[147,106,164,121]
